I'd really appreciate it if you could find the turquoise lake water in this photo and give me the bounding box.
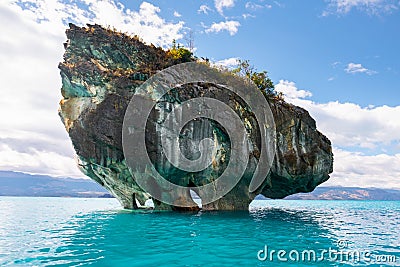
[0,197,399,266]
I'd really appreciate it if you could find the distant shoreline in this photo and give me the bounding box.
[1,171,400,201]
[0,194,114,198]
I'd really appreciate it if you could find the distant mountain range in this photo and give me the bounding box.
[283,186,400,200]
[1,171,399,200]
[0,171,112,198]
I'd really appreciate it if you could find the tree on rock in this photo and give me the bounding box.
[232,59,275,97]
[167,39,193,64]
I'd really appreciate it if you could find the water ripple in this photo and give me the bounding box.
[0,197,399,266]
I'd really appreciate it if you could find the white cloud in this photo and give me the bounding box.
[213,57,239,68]
[205,20,240,35]
[0,142,83,178]
[80,1,184,47]
[323,148,400,189]
[0,0,185,178]
[242,13,256,19]
[198,4,212,14]
[276,80,400,189]
[275,80,313,99]
[245,2,272,10]
[273,1,285,8]
[173,11,181,17]
[245,2,263,10]
[287,97,400,150]
[325,0,399,15]
[345,62,377,75]
[214,0,235,15]
[8,0,184,47]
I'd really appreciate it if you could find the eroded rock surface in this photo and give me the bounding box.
[59,24,333,210]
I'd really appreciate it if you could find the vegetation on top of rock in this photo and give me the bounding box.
[146,36,279,99]
[166,39,194,64]
[231,59,278,98]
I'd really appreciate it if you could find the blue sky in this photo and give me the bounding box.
[134,0,400,107]
[0,0,399,189]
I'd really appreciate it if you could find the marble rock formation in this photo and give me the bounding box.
[59,24,333,211]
